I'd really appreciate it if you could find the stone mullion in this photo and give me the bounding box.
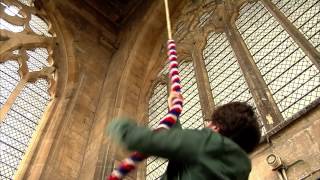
[0,74,28,122]
[261,0,320,71]
[225,21,284,130]
[0,30,54,54]
[0,66,55,122]
[0,48,55,122]
[190,36,215,122]
[0,5,25,26]
[2,0,54,35]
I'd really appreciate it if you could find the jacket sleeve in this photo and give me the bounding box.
[117,119,209,162]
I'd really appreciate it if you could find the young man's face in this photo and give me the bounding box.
[206,121,220,133]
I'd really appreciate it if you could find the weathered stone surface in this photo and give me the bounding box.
[249,106,320,180]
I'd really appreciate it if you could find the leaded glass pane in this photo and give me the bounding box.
[1,1,53,178]
[0,61,20,109]
[203,32,265,134]
[198,11,213,28]
[0,18,24,32]
[179,61,204,129]
[26,48,50,72]
[203,33,257,107]
[0,80,50,180]
[272,0,320,51]
[147,82,168,180]
[29,14,52,37]
[236,2,320,120]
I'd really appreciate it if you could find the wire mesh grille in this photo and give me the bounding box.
[198,11,213,28]
[272,0,320,52]
[173,21,186,39]
[0,80,50,180]
[0,18,24,32]
[236,1,320,120]
[147,82,168,180]
[26,48,50,72]
[29,14,52,37]
[179,60,204,129]
[202,32,265,134]
[0,61,20,110]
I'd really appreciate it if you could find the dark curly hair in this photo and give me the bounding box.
[210,102,261,153]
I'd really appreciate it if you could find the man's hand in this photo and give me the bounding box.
[106,118,136,145]
[168,91,183,110]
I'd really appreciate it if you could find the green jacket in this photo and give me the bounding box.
[116,119,251,180]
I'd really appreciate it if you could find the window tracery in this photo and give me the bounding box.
[0,0,56,179]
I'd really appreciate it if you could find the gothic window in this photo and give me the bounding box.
[236,1,320,120]
[0,0,56,179]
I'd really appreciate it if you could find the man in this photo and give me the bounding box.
[107,92,261,179]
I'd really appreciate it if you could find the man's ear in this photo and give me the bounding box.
[207,122,220,133]
[211,125,220,133]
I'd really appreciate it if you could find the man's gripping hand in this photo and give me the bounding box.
[106,118,136,145]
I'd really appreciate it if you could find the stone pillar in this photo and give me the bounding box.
[190,35,215,121]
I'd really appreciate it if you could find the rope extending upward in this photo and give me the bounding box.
[164,0,173,40]
[107,1,183,179]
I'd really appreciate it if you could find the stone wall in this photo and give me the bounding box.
[20,0,117,179]
[250,105,320,180]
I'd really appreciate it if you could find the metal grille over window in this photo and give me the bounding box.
[173,21,186,40]
[272,0,320,51]
[203,33,264,134]
[147,82,168,180]
[198,11,213,28]
[203,33,257,107]
[148,83,168,129]
[236,2,320,120]
[0,0,56,179]
[0,61,20,109]
[179,60,204,129]
[1,80,50,179]
[26,48,50,72]
[29,15,52,37]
